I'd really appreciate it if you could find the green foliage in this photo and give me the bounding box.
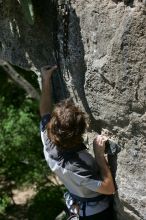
[0,193,11,214]
[0,70,47,214]
[19,0,35,25]
[0,97,49,185]
[28,185,65,220]
[0,68,65,219]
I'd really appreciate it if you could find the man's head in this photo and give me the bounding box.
[47,99,87,148]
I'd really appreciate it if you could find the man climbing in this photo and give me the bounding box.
[40,66,115,219]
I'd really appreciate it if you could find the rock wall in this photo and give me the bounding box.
[0,0,146,219]
[67,2,146,219]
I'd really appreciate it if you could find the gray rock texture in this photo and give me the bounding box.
[0,0,146,219]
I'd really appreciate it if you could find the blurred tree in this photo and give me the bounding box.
[0,65,64,219]
[0,60,40,100]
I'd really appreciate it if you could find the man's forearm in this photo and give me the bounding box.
[39,66,57,117]
[94,147,115,194]
[40,77,52,117]
[95,153,113,181]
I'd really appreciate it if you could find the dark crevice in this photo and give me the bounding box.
[124,0,134,6]
[121,200,143,218]
[100,74,115,88]
[0,41,3,53]
[112,0,134,7]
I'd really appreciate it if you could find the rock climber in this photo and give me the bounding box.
[40,65,115,220]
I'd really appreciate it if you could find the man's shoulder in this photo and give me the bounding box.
[40,113,51,132]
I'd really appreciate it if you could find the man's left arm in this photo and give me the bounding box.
[39,65,57,117]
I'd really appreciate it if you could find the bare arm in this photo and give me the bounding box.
[40,65,57,117]
[93,135,115,195]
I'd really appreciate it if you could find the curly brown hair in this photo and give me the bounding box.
[47,99,87,148]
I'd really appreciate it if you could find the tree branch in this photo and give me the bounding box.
[0,59,40,101]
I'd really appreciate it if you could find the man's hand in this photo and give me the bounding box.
[93,135,108,156]
[93,135,116,195]
[41,65,57,81]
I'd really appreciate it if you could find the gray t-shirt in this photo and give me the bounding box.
[40,113,109,216]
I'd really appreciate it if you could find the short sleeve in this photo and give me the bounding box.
[40,113,51,132]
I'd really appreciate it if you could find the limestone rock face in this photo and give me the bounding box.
[0,0,146,219]
[0,0,55,78]
[62,1,146,219]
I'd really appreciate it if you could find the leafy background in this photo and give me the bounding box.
[0,66,65,220]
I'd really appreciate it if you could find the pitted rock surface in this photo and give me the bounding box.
[0,0,146,219]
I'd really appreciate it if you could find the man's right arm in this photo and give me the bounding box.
[93,135,116,195]
[40,65,57,117]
